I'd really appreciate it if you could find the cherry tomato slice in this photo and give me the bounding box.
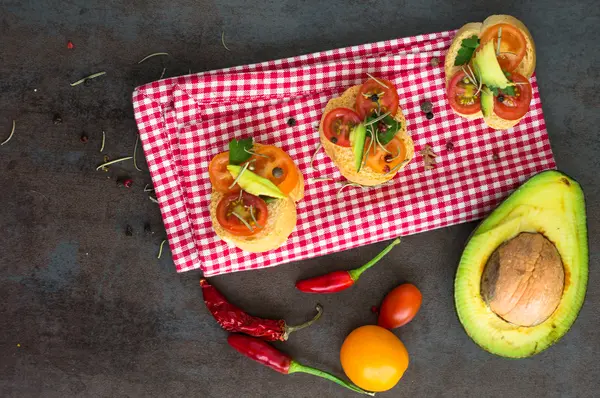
[322,108,362,147]
[447,70,481,115]
[209,152,240,193]
[355,78,400,119]
[493,73,532,121]
[365,135,407,174]
[216,192,268,237]
[479,23,527,73]
[377,283,422,329]
[250,145,299,196]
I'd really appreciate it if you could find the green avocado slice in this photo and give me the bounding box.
[455,170,588,358]
[473,40,511,90]
[481,89,494,117]
[349,123,367,172]
[227,165,286,199]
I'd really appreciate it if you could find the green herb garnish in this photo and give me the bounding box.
[138,52,169,64]
[100,131,105,152]
[70,71,106,87]
[502,85,516,96]
[1,120,16,146]
[488,86,500,96]
[229,137,253,165]
[157,239,167,258]
[95,156,133,170]
[454,35,480,66]
[365,114,400,145]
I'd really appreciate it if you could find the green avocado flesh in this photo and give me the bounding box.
[473,40,511,90]
[227,165,285,199]
[350,123,367,172]
[481,89,494,117]
[455,170,588,358]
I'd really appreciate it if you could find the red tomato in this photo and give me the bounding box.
[447,70,481,115]
[355,78,399,119]
[493,73,532,120]
[322,108,362,147]
[479,23,527,72]
[216,192,268,236]
[209,152,240,193]
[378,284,422,329]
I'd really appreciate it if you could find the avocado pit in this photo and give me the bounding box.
[481,232,564,327]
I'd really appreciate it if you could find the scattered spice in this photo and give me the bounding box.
[493,151,500,161]
[221,31,231,51]
[426,112,434,120]
[430,56,440,67]
[144,184,154,192]
[420,100,433,113]
[157,239,167,258]
[159,68,166,79]
[1,120,16,146]
[123,178,133,188]
[149,196,159,204]
[133,135,142,171]
[70,71,106,87]
[100,131,105,152]
[384,158,409,175]
[125,225,133,236]
[67,40,74,49]
[445,141,454,151]
[101,155,110,172]
[336,182,365,199]
[96,156,133,171]
[53,113,63,125]
[80,132,88,143]
[272,167,284,178]
[287,117,296,127]
[137,52,169,64]
[382,165,390,173]
[371,306,379,314]
[420,144,438,170]
[144,223,152,234]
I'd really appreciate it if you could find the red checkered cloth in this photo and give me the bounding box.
[133,30,555,276]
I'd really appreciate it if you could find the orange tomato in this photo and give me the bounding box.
[365,135,408,174]
[340,325,409,392]
[479,23,527,72]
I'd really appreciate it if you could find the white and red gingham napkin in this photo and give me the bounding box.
[133,30,555,276]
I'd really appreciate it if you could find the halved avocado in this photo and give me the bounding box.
[455,170,588,358]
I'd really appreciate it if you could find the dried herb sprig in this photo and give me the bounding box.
[157,239,167,258]
[70,71,106,86]
[366,73,389,89]
[100,131,105,152]
[1,120,16,146]
[310,142,322,170]
[133,135,142,171]
[149,196,159,204]
[336,182,365,199]
[96,156,133,170]
[144,184,155,192]
[309,177,334,182]
[159,68,166,79]
[221,31,231,51]
[138,52,169,64]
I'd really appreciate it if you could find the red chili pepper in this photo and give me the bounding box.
[227,334,374,395]
[200,279,322,341]
[295,237,401,294]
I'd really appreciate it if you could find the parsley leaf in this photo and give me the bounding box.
[488,86,500,96]
[366,114,401,145]
[229,137,253,165]
[454,35,480,66]
[502,85,516,96]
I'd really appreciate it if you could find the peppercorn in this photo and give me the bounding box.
[330,136,338,144]
[426,112,434,120]
[144,223,152,234]
[125,225,133,236]
[80,133,88,143]
[493,152,500,161]
[420,100,433,113]
[430,57,440,67]
[370,93,379,102]
[446,141,454,151]
[53,113,63,125]
[272,167,284,178]
[123,179,133,188]
[384,154,393,163]
[287,117,296,127]
[382,165,390,173]
[497,95,505,103]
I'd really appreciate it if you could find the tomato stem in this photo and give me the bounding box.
[288,361,374,395]
[348,238,401,281]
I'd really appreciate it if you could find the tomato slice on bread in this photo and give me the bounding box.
[322,108,362,147]
[447,70,481,115]
[479,23,527,73]
[251,145,299,196]
[493,73,532,120]
[209,152,240,193]
[216,192,268,236]
[355,78,399,119]
[365,136,408,174]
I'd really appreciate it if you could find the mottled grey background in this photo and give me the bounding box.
[0,1,598,397]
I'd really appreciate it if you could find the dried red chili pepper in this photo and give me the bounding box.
[200,279,322,341]
[227,334,374,395]
[295,238,401,294]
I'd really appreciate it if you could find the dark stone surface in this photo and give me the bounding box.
[0,1,598,397]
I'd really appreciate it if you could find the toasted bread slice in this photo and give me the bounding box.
[210,191,297,253]
[319,86,414,186]
[445,15,535,130]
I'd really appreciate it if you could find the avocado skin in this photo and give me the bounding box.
[454,170,588,358]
